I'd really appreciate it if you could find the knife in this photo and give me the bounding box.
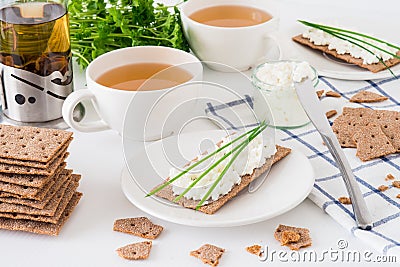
[295,78,373,230]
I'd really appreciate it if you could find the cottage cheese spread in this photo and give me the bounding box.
[171,133,276,202]
[303,28,397,65]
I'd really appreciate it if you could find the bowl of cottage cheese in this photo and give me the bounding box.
[252,60,318,128]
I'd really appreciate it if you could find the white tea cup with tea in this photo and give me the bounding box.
[62,46,203,140]
[180,0,280,72]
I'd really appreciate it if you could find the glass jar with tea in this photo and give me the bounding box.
[0,0,73,123]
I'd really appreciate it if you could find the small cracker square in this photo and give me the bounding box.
[350,91,388,103]
[280,230,301,245]
[274,224,312,250]
[332,114,371,148]
[190,244,225,267]
[116,241,152,260]
[352,124,396,161]
[246,244,262,256]
[113,217,163,239]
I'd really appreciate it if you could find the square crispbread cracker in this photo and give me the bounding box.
[116,241,152,260]
[0,169,71,209]
[0,174,81,223]
[113,217,163,240]
[332,113,372,148]
[350,91,388,103]
[0,172,73,216]
[0,191,82,236]
[0,125,72,163]
[352,124,396,161]
[154,145,291,215]
[0,162,66,188]
[0,138,72,169]
[293,35,400,73]
[274,224,312,250]
[380,121,400,152]
[0,151,69,176]
[190,244,225,267]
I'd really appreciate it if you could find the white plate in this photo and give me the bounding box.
[121,130,315,227]
[284,17,400,80]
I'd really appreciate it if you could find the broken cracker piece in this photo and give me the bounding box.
[116,241,152,260]
[326,110,337,119]
[325,91,341,98]
[386,174,395,181]
[396,194,400,199]
[350,91,388,103]
[190,244,225,267]
[274,224,312,251]
[392,181,400,189]
[280,230,301,245]
[352,124,396,161]
[316,90,324,99]
[246,244,262,256]
[113,217,163,239]
[378,185,389,192]
[338,197,352,205]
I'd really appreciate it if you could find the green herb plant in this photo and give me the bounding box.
[147,122,268,209]
[299,20,400,77]
[68,0,189,68]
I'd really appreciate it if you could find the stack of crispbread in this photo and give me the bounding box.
[0,124,82,236]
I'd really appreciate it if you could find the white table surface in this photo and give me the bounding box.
[1,0,399,266]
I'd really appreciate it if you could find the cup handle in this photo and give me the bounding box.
[62,89,110,132]
[264,34,282,60]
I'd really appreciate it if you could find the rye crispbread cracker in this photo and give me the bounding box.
[0,191,82,236]
[392,181,400,188]
[325,91,341,98]
[154,145,291,215]
[0,172,73,216]
[378,185,389,192]
[113,217,163,239]
[316,90,324,99]
[352,124,396,161]
[274,224,312,250]
[326,110,337,119]
[380,121,400,152]
[190,244,225,267]
[0,151,69,176]
[0,138,72,169]
[0,169,71,209]
[116,241,152,260]
[0,125,72,163]
[338,196,352,204]
[332,113,371,148]
[293,35,400,73]
[246,245,262,256]
[0,174,80,223]
[280,230,301,245]
[350,91,388,103]
[0,162,66,188]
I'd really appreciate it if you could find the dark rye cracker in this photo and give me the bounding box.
[0,151,69,176]
[155,145,291,215]
[113,217,163,240]
[0,173,73,216]
[0,138,72,169]
[0,169,71,209]
[0,162,66,188]
[0,192,82,236]
[350,91,388,103]
[0,174,81,223]
[190,244,225,267]
[293,35,400,73]
[116,241,152,260]
[274,224,312,251]
[352,124,396,161]
[0,125,72,163]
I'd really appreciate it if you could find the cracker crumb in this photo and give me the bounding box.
[281,230,301,245]
[326,110,337,119]
[392,181,400,189]
[190,244,225,267]
[316,90,324,99]
[246,244,262,256]
[338,197,352,205]
[325,91,341,98]
[378,185,389,192]
[274,224,312,251]
[396,194,400,199]
[386,174,395,181]
[116,241,152,260]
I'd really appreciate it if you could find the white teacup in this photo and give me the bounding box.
[62,46,203,140]
[181,0,280,72]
